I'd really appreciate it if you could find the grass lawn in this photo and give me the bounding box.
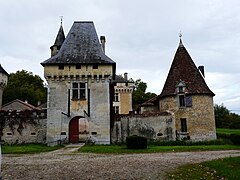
[1,143,63,154]
[79,144,240,154]
[217,128,240,135]
[167,156,240,180]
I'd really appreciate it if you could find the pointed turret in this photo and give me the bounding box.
[159,39,214,98]
[50,24,65,57]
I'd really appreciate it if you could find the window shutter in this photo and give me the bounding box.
[185,96,192,107]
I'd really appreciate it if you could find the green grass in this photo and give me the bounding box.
[167,156,240,180]
[217,128,240,135]
[79,144,240,154]
[1,143,63,154]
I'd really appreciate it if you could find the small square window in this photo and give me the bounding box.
[93,64,98,69]
[58,64,64,70]
[76,64,81,69]
[73,83,78,88]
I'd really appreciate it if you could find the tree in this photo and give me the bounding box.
[2,70,47,106]
[214,104,240,129]
[132,79,157,106]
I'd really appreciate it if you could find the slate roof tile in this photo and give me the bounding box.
[41,21,115,65]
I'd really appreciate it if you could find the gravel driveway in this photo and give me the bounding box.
[2,145,240,180]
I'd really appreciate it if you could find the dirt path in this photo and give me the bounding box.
[1,145,240,180]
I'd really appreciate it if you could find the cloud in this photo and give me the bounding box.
[0,0,239,112]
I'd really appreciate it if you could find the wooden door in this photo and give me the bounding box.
[69,117,79,143]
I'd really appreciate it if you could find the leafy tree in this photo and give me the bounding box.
[214,104,240,129]
[2,70,47,106]
[132,79,157,106]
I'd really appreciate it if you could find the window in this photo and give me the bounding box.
[93,64,98,69]
[114,106,119,114]
[114,93,119,102]
[58,64,64,70]
[180,118,187,132]
[76,64,81,69]
[178,86,184,93]
[179,95,185,107]
[185,96,192,107]
[72,82,86,99]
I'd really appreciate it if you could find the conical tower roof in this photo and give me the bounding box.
[159,40,214,98]
[53,25,65,47]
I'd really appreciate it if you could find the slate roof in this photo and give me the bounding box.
[159,40,214,98]
[41,21,115,65]
[113,75,133,83]
[52,25,65,48]
[0,64,9,76]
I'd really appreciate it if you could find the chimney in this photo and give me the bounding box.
[198,66,205,77]
[124,73,128,81]
[25,100,28,104]
[100,36,106,53]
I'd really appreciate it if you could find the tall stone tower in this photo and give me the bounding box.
[159,38,216,141]
[41,21,116,145]
[0,64,8,109]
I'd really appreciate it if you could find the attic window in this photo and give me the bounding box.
[76,64,81,69]
[93,64,98,69]
[58,64,64,70]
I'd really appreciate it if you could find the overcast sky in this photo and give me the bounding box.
[0,0,240,113]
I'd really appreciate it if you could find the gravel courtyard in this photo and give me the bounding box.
[2,145,240,180]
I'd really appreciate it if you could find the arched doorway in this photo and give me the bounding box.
[69,116,89,143]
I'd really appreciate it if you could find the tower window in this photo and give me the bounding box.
[76,64,81,69]
[72,82,86,100]
[179,95,185,107]
[180,118,187,132]
[114,106,119,114]
[58,64,64,70]
[114,93,119,102]
[93,64,98,69]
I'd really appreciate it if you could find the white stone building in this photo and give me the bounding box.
[41,21,116,145]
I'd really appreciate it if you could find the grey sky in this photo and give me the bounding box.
[0,0,240,112]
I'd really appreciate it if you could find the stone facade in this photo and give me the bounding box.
[160,95,216,141]
[111,112,175,144]
[0,110,47,144]
[41,21,116,145]
[113,74,134,115]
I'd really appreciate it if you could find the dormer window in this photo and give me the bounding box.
[176,80,186,107]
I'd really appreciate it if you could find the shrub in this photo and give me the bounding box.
[126,136,147,149]
[230,134,240,145]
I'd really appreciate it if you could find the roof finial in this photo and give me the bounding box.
[60,16,63,26]
[179,31,184,47]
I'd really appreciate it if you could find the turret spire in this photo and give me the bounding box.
[179,32,184,47]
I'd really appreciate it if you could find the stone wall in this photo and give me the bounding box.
[46,77,112,145]
[0,110,47,144]
[111,112,176,144]
[159,94,216,141]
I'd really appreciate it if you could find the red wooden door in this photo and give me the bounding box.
[69,117,79,143]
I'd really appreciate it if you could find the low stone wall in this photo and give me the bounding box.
[0,110,47,144]
[111,112,176,144]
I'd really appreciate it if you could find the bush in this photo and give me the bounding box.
[126,136,147,149]
[230,134,240,145]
